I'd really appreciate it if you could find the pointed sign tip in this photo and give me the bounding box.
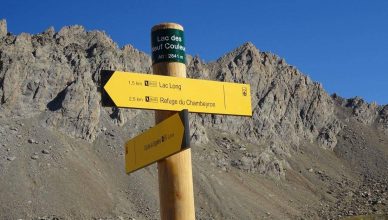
[100,70,116,107]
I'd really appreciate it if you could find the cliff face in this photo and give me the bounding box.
[0,22,347,139]
[0,22,151,141]
[0,20,387,219]
[1,20,387,174]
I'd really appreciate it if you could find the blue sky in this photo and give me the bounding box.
[2,0,387,104]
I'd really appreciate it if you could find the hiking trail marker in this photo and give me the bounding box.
[100,23,252,220]
[101,71,252,116]
[124,110,189,173]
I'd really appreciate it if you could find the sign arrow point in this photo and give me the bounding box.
[101,70,116,107]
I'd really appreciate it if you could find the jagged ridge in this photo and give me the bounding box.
[0,20,387,178]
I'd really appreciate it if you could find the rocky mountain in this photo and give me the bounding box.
[0,19,387,219]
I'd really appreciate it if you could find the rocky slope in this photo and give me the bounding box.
[0,19,387,219]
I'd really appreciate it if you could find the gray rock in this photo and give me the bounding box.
[31,155,39,160]
[345,97,379,124]
[0,23,345,151]
[0,19,6,38]
[188,42,343,157]
[377,105,388,134]
[1,22,387,184]
[27,139,39,144]
[0,23,151,141]
[6,156,16,161]
[42,149,50,154]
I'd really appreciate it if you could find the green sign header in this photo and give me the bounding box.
[151,28,186,64]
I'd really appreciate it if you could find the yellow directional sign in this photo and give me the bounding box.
[125,110,190,173]
[101,70,252,116]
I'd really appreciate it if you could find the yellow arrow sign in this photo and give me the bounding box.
[125,110,190,174]
[101,70,252,116]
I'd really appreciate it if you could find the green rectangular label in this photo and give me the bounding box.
[151,28,186,64]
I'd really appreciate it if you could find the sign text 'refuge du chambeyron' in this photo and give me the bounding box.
[102,70,252,116]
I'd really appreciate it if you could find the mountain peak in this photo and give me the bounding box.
[231,41,260,57]
[240,41,257,50]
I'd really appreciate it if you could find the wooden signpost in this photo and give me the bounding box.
[152,23,195,220]
[100,22,252,220]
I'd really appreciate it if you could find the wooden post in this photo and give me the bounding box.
[151,23,195,220]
